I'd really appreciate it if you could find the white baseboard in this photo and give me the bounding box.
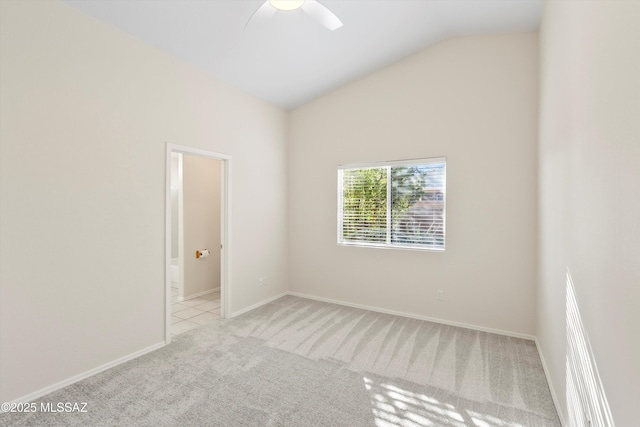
[287,291,536,341]
[535,338,566,426]
[178,287,219,302]
[229,292,288,318]
[5,342,165,406]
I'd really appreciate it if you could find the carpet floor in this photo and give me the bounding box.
[1,295,561,426]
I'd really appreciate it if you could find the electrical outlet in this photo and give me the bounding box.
[258,277,267,287]
[436,290,444,301]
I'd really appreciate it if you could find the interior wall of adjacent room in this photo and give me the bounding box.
[288,33,539,336]
[537,1,640,425]
[171,154,181,261]
[0,0,288,403]
[182,155,221,299]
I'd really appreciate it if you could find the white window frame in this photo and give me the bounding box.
[337,157,446,252]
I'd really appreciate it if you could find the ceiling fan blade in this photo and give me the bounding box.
[301,0,343,31]
[245,1,277,30]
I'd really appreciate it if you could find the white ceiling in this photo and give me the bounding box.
[61,0,544,110]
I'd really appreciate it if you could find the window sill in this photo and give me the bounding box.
[337,242,445,252]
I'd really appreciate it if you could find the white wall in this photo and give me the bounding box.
[0,0,288,402]
[183,155,221,298]
[170,154,180,260]
[537,1,640,425]
[288,34,539,336]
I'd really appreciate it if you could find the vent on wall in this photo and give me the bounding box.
[566,270,615,427]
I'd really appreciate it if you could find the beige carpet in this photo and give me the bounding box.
[1,295,560,426]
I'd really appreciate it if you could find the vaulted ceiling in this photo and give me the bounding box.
[61,0,543,109]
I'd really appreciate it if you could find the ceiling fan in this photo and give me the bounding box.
[246,0,343,31]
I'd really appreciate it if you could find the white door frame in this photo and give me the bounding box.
[165,143,231,344]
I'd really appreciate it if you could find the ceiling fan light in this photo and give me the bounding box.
[269,0,305,11]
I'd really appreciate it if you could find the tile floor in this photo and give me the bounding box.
[171,287,221,337]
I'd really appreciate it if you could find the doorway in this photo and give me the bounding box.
[165,144,230,343]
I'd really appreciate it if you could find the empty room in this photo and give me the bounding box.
[0,0,638,426]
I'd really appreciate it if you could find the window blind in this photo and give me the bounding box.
[338,158,446,250]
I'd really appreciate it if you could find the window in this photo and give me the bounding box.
[338,158,446,251]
